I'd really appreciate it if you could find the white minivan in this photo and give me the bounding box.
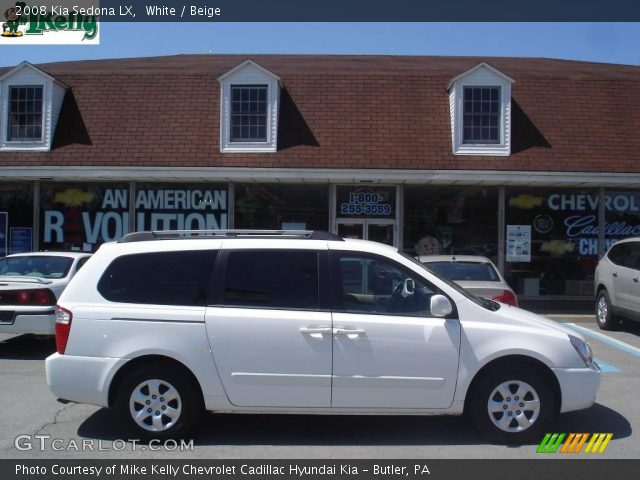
[46,230,600,444]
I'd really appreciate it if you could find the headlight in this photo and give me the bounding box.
[569,335,593,367]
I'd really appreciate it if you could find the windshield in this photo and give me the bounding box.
[399,251,500,311]
[0,256,73,279]
[425,261,500,282]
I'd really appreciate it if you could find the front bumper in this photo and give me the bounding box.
[0,311,55,335]
[553,363,601,413]
[46,353,128,407]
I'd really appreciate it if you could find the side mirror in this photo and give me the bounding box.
[430,294,453,317]
[400,278,415,298]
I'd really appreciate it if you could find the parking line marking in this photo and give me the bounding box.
[592,358,621,373]
[563,322,640,358]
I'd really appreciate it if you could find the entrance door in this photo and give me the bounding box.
[337,219,396,246]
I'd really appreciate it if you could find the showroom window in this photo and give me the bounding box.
[7,86,44,141]
[403,186,499,263]
[223,250,320,310]
[604,189,640,250]
[504,188,599,297]
[218,60,281,152]
[97,251,217,306]
[40,183,130,252]
[0,182,34,255]
[235,183,329,231]
[134,183,228,232]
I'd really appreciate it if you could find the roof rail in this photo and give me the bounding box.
[118,230,344,243]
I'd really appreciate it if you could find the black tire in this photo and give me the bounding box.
[468,366,557,444]
[595,289,620,331]
[112,364,203,441]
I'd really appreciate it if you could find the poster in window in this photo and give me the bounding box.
[10,227,32,254]
[506,224,531,262]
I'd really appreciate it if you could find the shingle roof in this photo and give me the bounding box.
[1,54,639,173]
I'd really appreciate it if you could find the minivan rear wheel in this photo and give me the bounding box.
[113,364,202,441]
[468,367,556,444]
[595,289,620,331]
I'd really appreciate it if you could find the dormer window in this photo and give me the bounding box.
[230,85,268,142]
[448,62,514,156]
[0,61,67,151]
[8,85,44,141]
[219,60,281,153]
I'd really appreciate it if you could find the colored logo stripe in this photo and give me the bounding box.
[537,433,613,454]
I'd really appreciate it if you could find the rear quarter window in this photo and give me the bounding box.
[97,250,217,306]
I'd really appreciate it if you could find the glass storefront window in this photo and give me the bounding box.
[0,183,34,255]
[134,183,228,231]
[604,190,640,248]
[505,188,599,297]
[235,184,329,230]
[336,186,396,219]
[403,186,498,262]
[40,183,129,252]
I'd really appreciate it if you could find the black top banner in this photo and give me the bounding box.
[3,0,640,21]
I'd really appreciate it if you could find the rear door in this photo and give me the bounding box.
[205,247,333,407]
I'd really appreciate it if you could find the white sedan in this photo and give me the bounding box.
[418,255,518,306]
[0,252,92,335]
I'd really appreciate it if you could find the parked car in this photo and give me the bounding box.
[417,255,518,307]
[594,237,640,330]
[46,230,599,444]
[0,252,92,335]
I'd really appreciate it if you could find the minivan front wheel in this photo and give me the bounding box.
[468,368,556,444]
[113,365,202,440]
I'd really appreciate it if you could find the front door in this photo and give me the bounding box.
[205,248,332,408]
[337,219,396,246]
[329,250,461,409]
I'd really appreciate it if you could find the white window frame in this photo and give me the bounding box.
[219,60,281,153]
[5,84,46,143]
[448,63,514,156]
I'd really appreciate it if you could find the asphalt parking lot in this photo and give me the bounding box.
[0,316,638,460]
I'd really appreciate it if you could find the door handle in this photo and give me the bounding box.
[613,272,618,278]
[299,326,332,335]
[634,277,639,283]
[333,327,366,336]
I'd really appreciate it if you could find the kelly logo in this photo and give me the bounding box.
[537,433,613,454]
[1,2,99,43]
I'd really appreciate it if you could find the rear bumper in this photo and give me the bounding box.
[0,311,55,335]
[45,353,128,407]
[553,364,601,413]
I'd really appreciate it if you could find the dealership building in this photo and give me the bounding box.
[0,55,639,304]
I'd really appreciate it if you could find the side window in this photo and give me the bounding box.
[607,243,627,266]
[623,242,640,270]
[223,250,319,310]
[334,253,439,317]
[97,250,216,306]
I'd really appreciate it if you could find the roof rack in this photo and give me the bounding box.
[118,230,344,243]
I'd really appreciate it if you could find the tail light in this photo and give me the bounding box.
[490,290,519,307]
[55,305,73,354]
[0,288,56,306]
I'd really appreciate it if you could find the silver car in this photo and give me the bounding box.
[417,255,518,306]
[0,252,92,335]
[594,237,640,330]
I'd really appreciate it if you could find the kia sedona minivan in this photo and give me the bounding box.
[46,230,600,443]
